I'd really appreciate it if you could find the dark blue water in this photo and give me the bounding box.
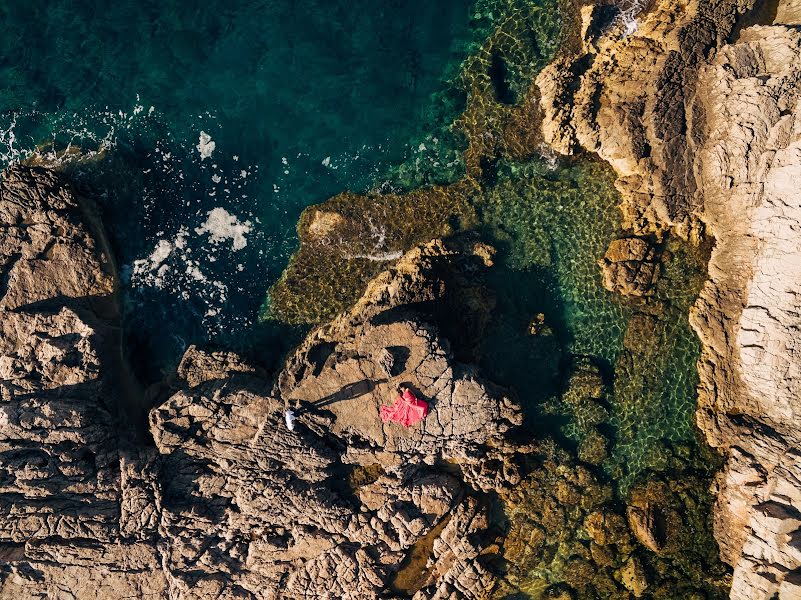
[0,0,478,378]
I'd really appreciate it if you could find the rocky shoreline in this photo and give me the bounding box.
[537,1,801,597]
[0,166,527,598]
[2,1,801,599]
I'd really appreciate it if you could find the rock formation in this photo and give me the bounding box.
[691,24,801,600]
[598,237,660,297]
[0,166,523,598]
[536,1,801,597]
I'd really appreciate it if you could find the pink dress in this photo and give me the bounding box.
[380,389,429,427]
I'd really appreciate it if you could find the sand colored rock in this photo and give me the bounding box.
[537,0,757,238]
[690,25,801,599]
[0,166,166,598]
[0,167,521,598]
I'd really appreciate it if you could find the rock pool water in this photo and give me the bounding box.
[0,0,722,594]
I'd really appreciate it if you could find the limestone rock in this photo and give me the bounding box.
[146,240,520,598]
[536,0,758,237]
[537,1,801,597]
[688,24,801,599]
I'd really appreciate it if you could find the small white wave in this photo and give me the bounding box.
[617,0,648,37]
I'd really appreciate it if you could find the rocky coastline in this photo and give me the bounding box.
[0,166,528,598]
[537,0,801,597]
[1,1,801,599]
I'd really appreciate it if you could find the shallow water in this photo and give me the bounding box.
[0,0,719,593]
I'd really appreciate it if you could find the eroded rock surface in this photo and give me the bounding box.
[0,166,167,598]
[0,168,522,599]
[690,25,801,600]
[537,0,757,238]
[537,1,801,598]
[598,237,660,297]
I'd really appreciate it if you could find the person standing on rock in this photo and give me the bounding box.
[284,409,297,431]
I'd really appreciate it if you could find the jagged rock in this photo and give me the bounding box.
[536,0,757,238]
[537,1,801,597]
[146,239,519,598]
[0,166,167,597]
[277,239,522,467]
[688,24,801,599]
[176,344,258,388]
[626,505,666,554]
[0,172,521,599]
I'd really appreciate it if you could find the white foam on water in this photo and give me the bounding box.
[617,0,647,37]
[194,207,252,251]
[197,131,215,160]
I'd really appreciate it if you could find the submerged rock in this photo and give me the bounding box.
[598,237,660,297]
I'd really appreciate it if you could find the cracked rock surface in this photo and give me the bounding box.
[691,24,801,600]
[0,167,520,599]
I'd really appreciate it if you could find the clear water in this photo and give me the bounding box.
[479,157,708,488]
[0,0,479,379]
[0,0,716,590]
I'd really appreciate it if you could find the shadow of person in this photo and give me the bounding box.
[299,377,389,413]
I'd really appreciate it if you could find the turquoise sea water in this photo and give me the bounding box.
[0,0,722,593]
[0,0,477,378]
[0,0,705,482]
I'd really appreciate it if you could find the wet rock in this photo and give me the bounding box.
[598,237,660,297]
[537,0,756,238]
[626,505,667,554]
[537,1,801,596]
[578,428,608,466]
[277,239,522,465]
[619,556,648,597]
[527,312,553,336]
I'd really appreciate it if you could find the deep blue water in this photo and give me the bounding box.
[0,0,477,378]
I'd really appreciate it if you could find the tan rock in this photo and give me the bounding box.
[598,237,659,297]
[688,24,801,599]
[619,556,648,597]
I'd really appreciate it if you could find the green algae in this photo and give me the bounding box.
[264,0,731,596]
[496,442,728,600]
[264,0,563,325]
[265,180,480,324]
